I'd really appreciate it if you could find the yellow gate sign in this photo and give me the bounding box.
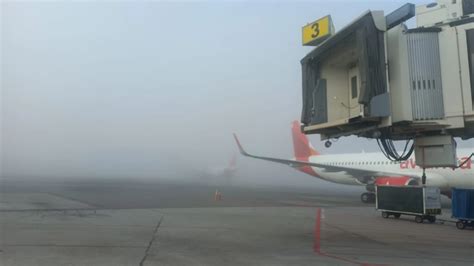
[302,15,334,46]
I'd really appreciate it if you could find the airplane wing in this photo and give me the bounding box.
[233,133,368,171]
[233,133,318,168]
[232,134,421,180]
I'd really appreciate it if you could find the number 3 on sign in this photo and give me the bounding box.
[311,23,320,38]
[302,15,333,46]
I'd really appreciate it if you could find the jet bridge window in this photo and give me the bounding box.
[464,0,474,16]
[351,76,358,99]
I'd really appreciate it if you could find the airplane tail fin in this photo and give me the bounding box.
[228,154,237,170]
[291,120,319,158]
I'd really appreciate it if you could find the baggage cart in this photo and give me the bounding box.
[376,186,441,223]
[451,188,474,230]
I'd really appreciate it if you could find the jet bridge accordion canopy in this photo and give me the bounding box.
[300,11,387,127]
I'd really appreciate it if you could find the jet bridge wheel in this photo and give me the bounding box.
[393,213,401,219]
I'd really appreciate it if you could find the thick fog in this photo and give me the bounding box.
[1,1,472,189]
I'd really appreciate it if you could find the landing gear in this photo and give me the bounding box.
[427,216,436,223]
[414,215,436,223]
[361,192,375,203]
[381,212,401,219]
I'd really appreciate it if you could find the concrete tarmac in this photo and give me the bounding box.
[0,178,472,265]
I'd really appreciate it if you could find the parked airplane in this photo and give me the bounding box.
[205,154,237,178]
[197,154,237,186]
[234,121,473,203]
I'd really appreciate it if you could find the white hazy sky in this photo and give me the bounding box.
[1,0,472,180]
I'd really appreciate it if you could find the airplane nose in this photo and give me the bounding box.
[425,173,449,190]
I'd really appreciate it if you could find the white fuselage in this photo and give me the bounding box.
[306,148,473,192]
